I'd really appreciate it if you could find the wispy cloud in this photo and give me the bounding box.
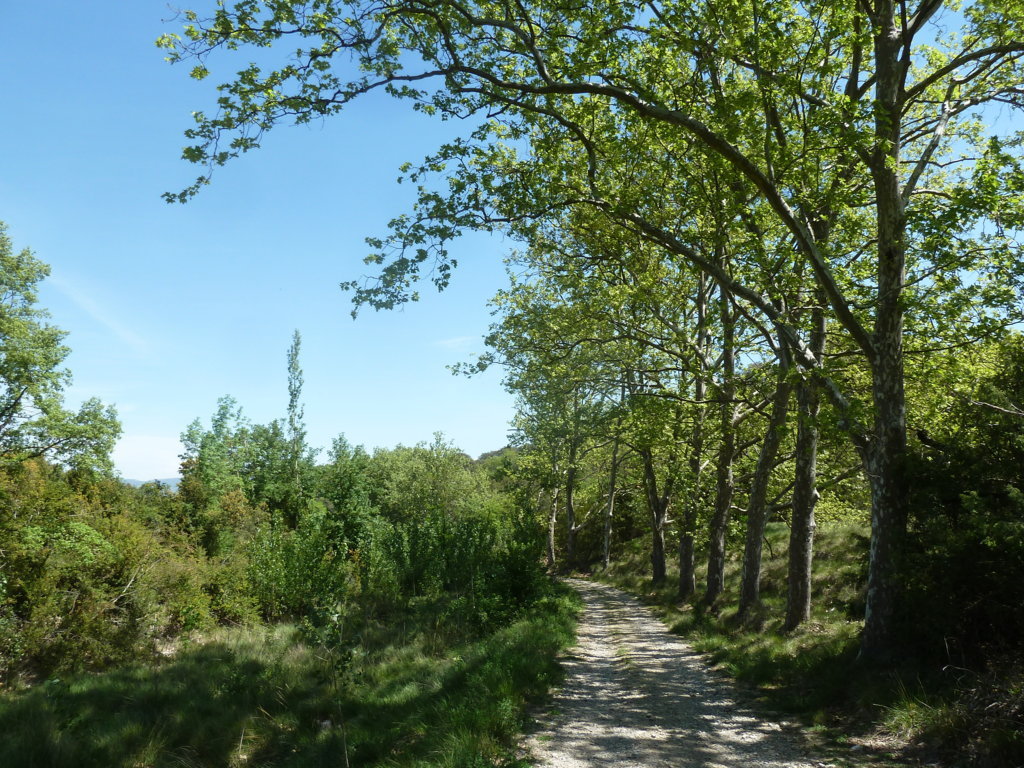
[434,335,477,350]
[49,274,151,358]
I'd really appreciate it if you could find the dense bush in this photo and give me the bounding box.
[248,501,353,621]
[0,462,216,680]
[901,336,1024,665]
[0,371,554,691]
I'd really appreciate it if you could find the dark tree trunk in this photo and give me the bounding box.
[678,531,696,599]
[641,447,669,585]
[784,383,820,630]
[651,522,667,585]
[860,3,909,664]
[861,341,908,661]
[738,354,792,620]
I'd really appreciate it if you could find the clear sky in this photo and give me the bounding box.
[0,1,517,479]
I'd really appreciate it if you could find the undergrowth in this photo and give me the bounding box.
[0,583,581,768]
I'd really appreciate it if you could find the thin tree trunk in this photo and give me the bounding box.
[704,284,737,606]
[738,352,792,620]
[547,487,559,570]
[680,274,710,601]
[565,461,577,571]
[784,377,820,630]
[602,383,627,570]
[785,304,826,631]
[641,447,668,585]
[678,525,697,599]
[602,435,621,569]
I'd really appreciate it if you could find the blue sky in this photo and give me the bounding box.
[0,1,516,479]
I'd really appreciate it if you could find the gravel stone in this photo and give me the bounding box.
[523,578,818,768]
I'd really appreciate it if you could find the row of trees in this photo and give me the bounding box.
[478,243,1024,660]
[162,0,1024,663]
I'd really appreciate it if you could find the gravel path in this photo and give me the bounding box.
[524,578,819,768]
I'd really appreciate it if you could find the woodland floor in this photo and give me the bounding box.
[522,578,828,768]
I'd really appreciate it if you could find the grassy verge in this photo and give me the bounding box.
[0,583,581,768]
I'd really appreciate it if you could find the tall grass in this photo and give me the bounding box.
[0,586,580,768]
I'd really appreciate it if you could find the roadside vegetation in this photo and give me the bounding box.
[0,229,579,766]
[0,589,578,768]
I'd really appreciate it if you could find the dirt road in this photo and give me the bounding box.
[524,578,819,768]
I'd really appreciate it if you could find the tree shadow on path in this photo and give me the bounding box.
[525,579,816,768]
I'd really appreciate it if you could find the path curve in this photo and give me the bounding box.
[524,578,819,768]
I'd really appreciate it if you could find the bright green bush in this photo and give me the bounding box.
[247,501,353,621]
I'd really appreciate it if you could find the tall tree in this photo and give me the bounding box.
[0,223,120,471]
[703,282,738,607]
[737,345,793,621]
[283,329,309,524]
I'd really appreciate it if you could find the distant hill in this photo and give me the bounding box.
[123,477,181,491]
[476,446,514,462]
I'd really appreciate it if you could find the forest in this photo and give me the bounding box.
[3,0,1024,765]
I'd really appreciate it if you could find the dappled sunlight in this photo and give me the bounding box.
[526,579,815,768]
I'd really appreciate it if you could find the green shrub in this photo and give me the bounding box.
[248,501,352,621]
[901,338,1024,665]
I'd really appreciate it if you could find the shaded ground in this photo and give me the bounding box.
[524,578,822,768]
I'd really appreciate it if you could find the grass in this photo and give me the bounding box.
[0,584,581,768]
[878,663,1024,768]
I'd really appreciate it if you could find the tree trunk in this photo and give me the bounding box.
[565,462,577,570]
[678,531,696,598]
[679,274,710,601]
[860,340,908,661]
[860,5,909,663]
[641,447,668,585]
[704,285,737,606]
[602,435,621,570]
[785,305,826,631]
[784,380,820,629]
[651,520,667,585]
[546,487,559,570]
[738,355,792,620]
[603,385,626,570]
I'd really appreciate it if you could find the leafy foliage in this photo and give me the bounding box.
[901,335,1024,664]
[0,586,579,768]
[0,223,120,470]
